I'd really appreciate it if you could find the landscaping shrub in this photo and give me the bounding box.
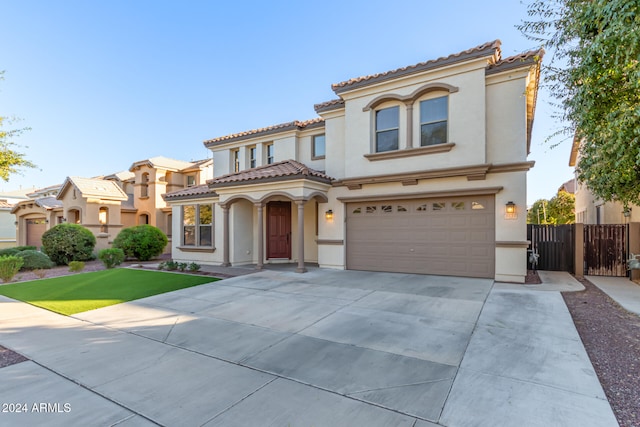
[14,245,37,252]
[188,262,201,272]
[0,248,19,257]
[164,260,179,271]
[113,225,168,261]
[68,261,85,272]
[0,256,24,283]
[16,250,54,270]
[41,223,96,265]
[98,248,125,269]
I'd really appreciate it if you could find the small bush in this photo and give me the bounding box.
[14,245,37,252]
[157,261,165,270]
[68,261,85,272]
[0,256,24,283]
[98,248,125,269]
[16,250,54,271]
[113,225,168,261]
[188,262,201,272]
[41,223,96,265]
[177,262,188,272]
[164,260,179,271]
[0,248,19,257]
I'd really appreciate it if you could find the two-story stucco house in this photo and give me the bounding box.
[164,40,543,283]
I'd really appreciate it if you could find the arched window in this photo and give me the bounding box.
[99,207,108,233]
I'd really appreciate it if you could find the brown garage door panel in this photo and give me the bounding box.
[346,197,495,278]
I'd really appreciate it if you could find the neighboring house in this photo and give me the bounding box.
[0,187,38,248]
[164,40,542,283]
[13,156,213,250]
[569,139,637,224]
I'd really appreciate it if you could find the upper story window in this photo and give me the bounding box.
[420,96,448,146]
[249,147,257,168]
[266,143,274,164]
[141,173,149,197]
[375,106,399,152]
[232,149,240,173]
[186,175,196,187]
[312,134,326,159]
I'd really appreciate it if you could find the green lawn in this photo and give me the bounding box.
[0,269,217,315]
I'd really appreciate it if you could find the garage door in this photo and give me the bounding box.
[346,196,495,278]
[26,218,47,248]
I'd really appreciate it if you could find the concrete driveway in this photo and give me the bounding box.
[0,268,617,426]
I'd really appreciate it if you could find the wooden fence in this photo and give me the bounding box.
[583,224,628,276]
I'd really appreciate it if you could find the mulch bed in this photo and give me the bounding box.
[0,345,27,369]
[525,269,542,284]
[563,277,640,427]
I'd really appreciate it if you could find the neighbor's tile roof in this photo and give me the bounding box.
[207,159,333,188]
[331,40,502,94]
[130,156,195,172]
[485,48,545,75]
[104,170,135,182]
[204,118,325,147]
[163,184,218,201]
[35,197,63,210]
[0,199,13,209]
[60,177,129,201]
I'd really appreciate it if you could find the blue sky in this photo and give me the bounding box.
[0,0,574,204]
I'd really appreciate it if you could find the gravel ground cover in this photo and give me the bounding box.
[563,277,640,427]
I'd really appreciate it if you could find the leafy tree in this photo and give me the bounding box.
[0,71,36,180]
[528,190,575,224]
[519,1,640,208]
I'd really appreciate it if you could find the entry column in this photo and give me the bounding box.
[221,204,231,267]
[295,200,307,273]
[255,202,264,270]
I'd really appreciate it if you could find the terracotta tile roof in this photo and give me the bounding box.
[208,159,333,188]
[163,184,218,201]
[26,184,62,198]
[486,48,544,75]
[0,199,12,209]
[314,99,345,113]
[104,170,135,182]
[332,40,502,94]
[204,118,325,147]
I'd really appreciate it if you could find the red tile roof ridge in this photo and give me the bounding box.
[207,159,332,186]
[332,40,502,92]
[205,118,325,145]
[489,48,545,68]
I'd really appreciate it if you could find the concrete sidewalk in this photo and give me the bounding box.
[586,275,640,316]
[0,269,618,427]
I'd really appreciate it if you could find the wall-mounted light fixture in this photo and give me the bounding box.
[623,207,632,218]
[505,201,517,219]
[325,209,334,220]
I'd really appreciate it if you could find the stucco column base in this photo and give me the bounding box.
[295,200,307,274]
[256,203,264,271]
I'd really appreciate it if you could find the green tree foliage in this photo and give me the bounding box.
[41,223,97,265]
[528,190,576,224]
[0,71,36,180]
[113,225,168,261]
[520,1,640,208]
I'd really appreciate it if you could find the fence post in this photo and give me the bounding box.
[574,223,584,277]
[629,223,640,281]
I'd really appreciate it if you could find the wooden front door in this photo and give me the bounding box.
[267,201,291,259]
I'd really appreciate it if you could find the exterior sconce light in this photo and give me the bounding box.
[623,207,631,218]
[325,209,334,220]
[505,201,517,219]
[14,221,18,226]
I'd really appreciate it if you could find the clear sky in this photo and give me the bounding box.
[0,0,574,204]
